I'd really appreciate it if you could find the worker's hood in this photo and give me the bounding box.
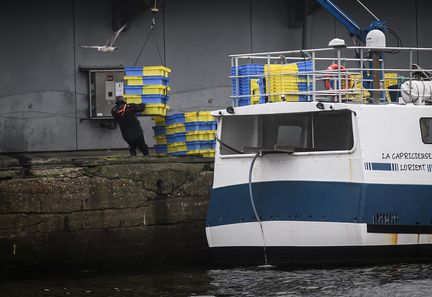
[115,99,126,106]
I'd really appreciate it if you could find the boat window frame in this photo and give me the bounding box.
[420,117,432,144]
[217,109,358,159]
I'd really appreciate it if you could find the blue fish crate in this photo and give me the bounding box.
[298,60,313,80]
[231,64,265,75]
[186,141,202,151]
[166,113,185,125]
[185,121,217,132]
[124,86,171,94]
[166,132,186,144]
[297,82,311,92]
[297,60,313,72]
[299,95,312,102]
[124,86,141,95]
[152,125,166,136]
[238,98,251,106]
[231,64,264,98]
[186,140,216,151]
[143,76,170,86]
[170,151,187,156]
[154,144,167,154]
[201,140,216,150]
[141,95,169,105]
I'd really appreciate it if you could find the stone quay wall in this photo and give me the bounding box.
[0,156,214,271]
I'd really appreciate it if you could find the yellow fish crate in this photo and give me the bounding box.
[348,73,398,102]
[347,74,370,102]
[124,85,170,95]
[153,135,167,145]
[187,149,215,158]
[250,79,261,105]
[152,115,166,126]
[124,66,171,77]
[123,95,142,104]
[142,104,169,116]
[264,64,307,102]
[184,111,214,122]
[201,149,215,158]
[186,150,201,156]
[166,123,186,135]
[186,131,216,142]
[143,66,171,77]
[124,76,145,86]
[167,142,187,153]
[384,73,398,101]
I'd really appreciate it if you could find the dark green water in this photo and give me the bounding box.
[1,263,432,296]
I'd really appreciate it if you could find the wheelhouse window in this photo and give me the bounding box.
[420,118,432,144]
[220,110,354,155]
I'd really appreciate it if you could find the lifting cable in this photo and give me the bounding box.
[133,0,163,66]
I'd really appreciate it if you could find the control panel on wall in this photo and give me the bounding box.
[89,69,124,119]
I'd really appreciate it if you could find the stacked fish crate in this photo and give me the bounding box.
[160,112,216,157]
[231,64,265,106]
[123,66,171,116]
[231,60,313,106]
[152,115,168,156]
[264,60,313,102]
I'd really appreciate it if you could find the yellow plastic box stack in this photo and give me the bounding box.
[150,111,217,158]
[184,112,216,158]
[348,72,399,102]
[151,116,168,156]
[164,111,216,158]
[384,73,399,101]
[264,60,312,102]
[123,66,171,116]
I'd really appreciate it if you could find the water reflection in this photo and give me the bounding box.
[0,263,431,296]
[207,264,432,297]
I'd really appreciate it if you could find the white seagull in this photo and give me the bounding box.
[81,24,127,53]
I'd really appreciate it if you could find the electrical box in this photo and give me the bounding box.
[88,69,124,119]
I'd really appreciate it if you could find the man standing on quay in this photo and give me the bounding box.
[111,96,149,156]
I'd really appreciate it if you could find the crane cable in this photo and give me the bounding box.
[133,0,163,66]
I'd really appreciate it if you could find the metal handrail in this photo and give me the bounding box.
[230,45,432,106]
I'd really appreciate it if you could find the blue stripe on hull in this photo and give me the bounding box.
[206,181,432,227]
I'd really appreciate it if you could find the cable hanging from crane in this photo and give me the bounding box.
[133,0,164,66]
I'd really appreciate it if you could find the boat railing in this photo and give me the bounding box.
[229,46,432,106]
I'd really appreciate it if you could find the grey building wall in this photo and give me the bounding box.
[1,0,431,153]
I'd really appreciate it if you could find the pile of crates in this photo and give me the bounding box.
[123,66,171,116]
[264,60,313,102]
[152,115,168,155]
[231,64,265,106]
[152,112,216,158]
[348,72,400,102]
[231,60,313,106]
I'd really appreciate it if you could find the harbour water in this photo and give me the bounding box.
[1,263,432,296]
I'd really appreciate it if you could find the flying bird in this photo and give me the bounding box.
[81,24,127,53]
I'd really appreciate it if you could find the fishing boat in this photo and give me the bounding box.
[205,42,432,265]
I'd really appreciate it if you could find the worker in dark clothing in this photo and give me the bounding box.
[111,97,149,156]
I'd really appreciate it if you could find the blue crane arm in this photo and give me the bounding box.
[315,0,363,42]
[315,0,388,43]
